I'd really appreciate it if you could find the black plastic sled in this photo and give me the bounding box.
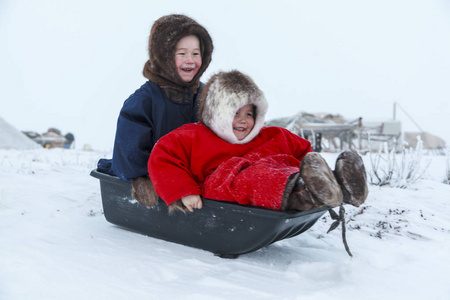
[91,169,329,258]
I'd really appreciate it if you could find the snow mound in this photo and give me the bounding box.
[0,116,41,150]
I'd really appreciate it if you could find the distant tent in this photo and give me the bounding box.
[0,116,41,150]
[404,131,446,149]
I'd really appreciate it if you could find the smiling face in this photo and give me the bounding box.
[232,104,255,141]
[174,35,202,83]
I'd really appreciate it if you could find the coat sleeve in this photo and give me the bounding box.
[202,157,252,203]
[148,129,202,205]
[110,89,155,182]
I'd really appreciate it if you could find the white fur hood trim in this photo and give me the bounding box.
[198,70,268,144]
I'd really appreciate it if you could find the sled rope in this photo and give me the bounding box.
[327,204,353,257]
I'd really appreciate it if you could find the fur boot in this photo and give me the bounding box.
[285,177,323,211]
[131,176,159,207]
[300,152,343,208]
[334,150,368,207]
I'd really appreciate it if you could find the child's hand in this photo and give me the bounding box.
[181,195,203,212]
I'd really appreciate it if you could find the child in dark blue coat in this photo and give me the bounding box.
[98,14,214,206]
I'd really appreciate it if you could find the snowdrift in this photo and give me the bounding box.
[0,116,40,150]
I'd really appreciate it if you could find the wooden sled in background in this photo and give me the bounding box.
[90,169,329,258]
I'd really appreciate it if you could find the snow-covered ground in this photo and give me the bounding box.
[1,148,450,299]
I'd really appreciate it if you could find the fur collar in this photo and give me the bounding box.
[198,70,268,144]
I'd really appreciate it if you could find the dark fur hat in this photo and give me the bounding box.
[142,14,213,92]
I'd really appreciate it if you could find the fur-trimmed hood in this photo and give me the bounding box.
[198,70,268,144]
[142,14,214,93]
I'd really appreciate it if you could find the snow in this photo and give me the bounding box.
[0,117,41,150]
[1,148,450,299]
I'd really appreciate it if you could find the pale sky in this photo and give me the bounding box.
[1,0,449,150]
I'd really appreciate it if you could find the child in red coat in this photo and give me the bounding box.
[148,71,368,213]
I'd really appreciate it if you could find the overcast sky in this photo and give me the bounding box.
[1,0,449,150]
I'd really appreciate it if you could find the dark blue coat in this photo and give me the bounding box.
[98,81,201,182]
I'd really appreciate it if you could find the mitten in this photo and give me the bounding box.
[168,200,189,215]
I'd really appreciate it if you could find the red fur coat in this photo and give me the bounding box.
[148,123,312,210]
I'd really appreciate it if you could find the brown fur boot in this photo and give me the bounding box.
[300,152,343,208]
[334,150,368,207]
[286,177,323,211]
[131,176,159,207]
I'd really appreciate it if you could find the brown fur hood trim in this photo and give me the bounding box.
[198,70,268,144]
[142,14,213,92]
